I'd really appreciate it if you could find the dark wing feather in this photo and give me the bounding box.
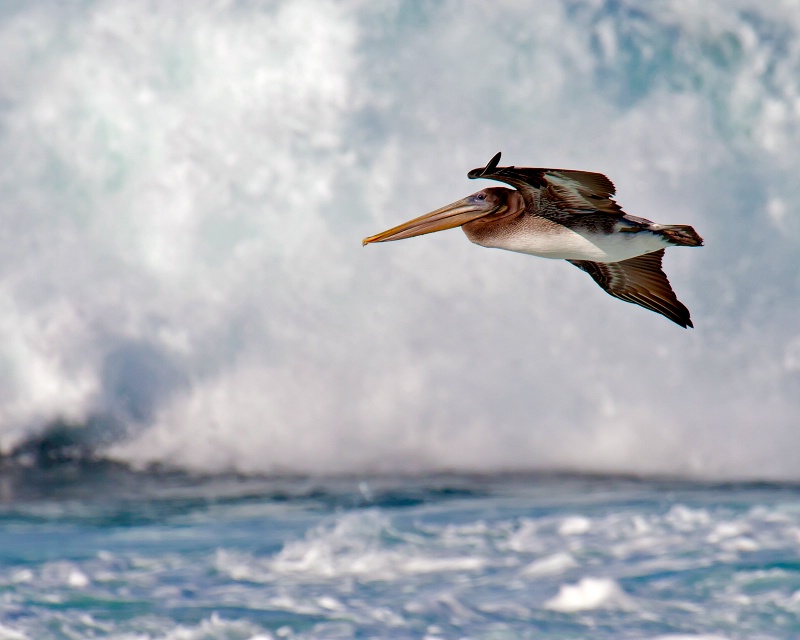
[468,152,624,222]
[568,250,693,328]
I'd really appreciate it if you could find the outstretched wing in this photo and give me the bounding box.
[468,152,624,223]
[568,249,693,328]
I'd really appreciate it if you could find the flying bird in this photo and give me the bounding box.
[363,152,703,328]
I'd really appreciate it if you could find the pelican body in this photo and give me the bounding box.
[363,152,703,328]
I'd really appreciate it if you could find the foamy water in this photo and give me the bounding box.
[0,1,799,478]
[1,471,799,638]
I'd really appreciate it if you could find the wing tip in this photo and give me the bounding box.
[675,314,694,329]
[468,151,502,179]
[569,254,695,329]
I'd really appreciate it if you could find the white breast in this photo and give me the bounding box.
[466,218,669,263]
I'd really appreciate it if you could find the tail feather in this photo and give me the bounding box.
[658,224,703,247]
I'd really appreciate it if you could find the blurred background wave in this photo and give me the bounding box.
[0,0,798,478]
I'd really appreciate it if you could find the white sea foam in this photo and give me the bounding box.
[66,569,90,589]
[558,516,592,536]
[267,511,488,581]
[521,552,578,577]
[545,576,633,612]
[0,624,30,640]
[158,613,273,640]
[0,2,799,478]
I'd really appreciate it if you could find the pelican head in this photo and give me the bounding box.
[362,187,523,245]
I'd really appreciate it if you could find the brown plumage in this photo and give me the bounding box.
[569,250,691,328]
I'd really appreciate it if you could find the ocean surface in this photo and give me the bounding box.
[1,466,799,639]
[2,1,800,637]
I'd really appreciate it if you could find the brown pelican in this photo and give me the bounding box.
[363,152,703,328]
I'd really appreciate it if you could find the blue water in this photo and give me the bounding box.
[1,467,799,639]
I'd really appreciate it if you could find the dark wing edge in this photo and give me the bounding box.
[468,152,621,218]
[468,152,548,203]
[568,249,693,328]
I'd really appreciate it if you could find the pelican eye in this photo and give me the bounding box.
[474,192,486,202]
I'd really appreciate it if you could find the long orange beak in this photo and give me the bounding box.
[362,197,500,246]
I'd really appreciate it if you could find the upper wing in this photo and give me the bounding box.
[468,152,624,222]
[568,250,693,328]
